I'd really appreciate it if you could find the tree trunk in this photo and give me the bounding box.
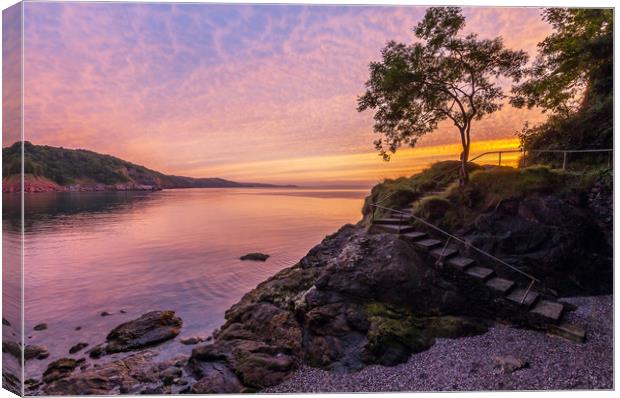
[459,142,470,185]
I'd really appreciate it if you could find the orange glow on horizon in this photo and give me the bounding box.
[185,138,522,186]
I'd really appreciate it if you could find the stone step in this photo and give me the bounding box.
[486,277,515,295]
[506,288,540,308]
[373,218,408,225]
[430,246,459,260]
[372,224,416,234]
[465,266,494,281]
[399,231,428,241]
[529,300,564,323]
[446,256,475,271]
[548,322,586,343]
[414,238,443,251]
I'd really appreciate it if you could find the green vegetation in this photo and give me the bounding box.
[413,165,608,231]
[363,158,609,231]
[2,141,292,189]
[358,6,528,183]
[361,161,481,222]
[512,9,612,165]
[3,141,151,185]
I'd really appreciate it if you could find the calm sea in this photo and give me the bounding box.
[2,187,367,378]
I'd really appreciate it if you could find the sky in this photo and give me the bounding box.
[7,2,554,186]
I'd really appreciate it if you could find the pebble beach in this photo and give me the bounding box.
[266,295,613,392]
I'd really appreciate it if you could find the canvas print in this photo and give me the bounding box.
[1,1,614,395]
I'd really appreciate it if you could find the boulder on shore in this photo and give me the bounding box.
[105,311,183,353]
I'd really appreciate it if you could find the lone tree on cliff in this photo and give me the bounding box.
[358,7,528,184]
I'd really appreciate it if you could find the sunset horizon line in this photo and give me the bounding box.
[5,137,524,186]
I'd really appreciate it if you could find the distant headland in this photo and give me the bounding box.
[2,141,297,193]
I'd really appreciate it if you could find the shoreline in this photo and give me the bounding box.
[2,183,302,194]
[266,295,613,392]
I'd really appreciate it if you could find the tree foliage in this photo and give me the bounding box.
[511,8,613,116]
[2,141,138,185]
[358,7,528,183]
[512,8,612,164]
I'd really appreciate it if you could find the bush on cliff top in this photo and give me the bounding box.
[413,165,607,230]
[361,161,482,223]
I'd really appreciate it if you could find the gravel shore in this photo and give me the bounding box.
[266,295,613,392]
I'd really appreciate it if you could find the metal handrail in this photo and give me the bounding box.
[469,148,613,169]
[370,203,540,284]
[435,148,613,179]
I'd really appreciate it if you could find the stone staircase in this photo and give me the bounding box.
[370,201,586,342]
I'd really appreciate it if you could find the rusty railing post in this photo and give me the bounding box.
[562,151,567,170]
[520,279,536,304]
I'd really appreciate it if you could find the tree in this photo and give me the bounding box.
[511,8,613,116]
[510,9,612,163]
[358,7,528,184]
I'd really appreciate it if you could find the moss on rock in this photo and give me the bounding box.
[363,302,487,365]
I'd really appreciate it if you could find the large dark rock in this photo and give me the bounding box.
[460,194,612,295]
[43,358,81,383]
[105,311,183,353]
[24,344,49,360]
[2,340,21,359]
[186,225,485,392]
[44,351,161,395]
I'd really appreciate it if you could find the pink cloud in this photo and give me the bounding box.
[21,4,553,183]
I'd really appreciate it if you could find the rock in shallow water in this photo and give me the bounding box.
[105,310,183,353]
[33,323,47,331]
[69,342,89,354]
[180,336,204,345]
[24,344,49,360]
[240,252,270,261]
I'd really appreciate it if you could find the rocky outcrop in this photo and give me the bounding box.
[43,351,164,395]
[24,344,49,360]
[185,225,488,392]
[458,194,612,295]
[2,174,64,193]
[43,358,82,383]
[26,312,186,395]
[105,311,183,353]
